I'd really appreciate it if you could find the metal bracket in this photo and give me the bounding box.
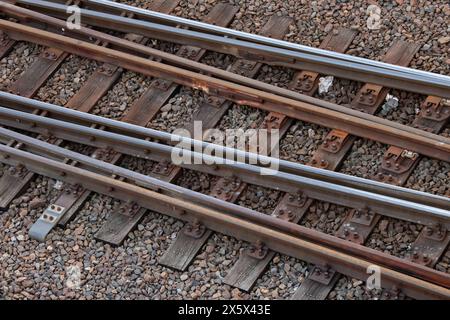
[380,287,403,300]
[349,208,377,226]
[260,112,287,132]
[407,224,448,267]
[320,130,350,154]
[41,48,61,61]
[273,192,307,222]
[0,31,11,46]
[210,178,244,202]
[205,95,226,108]
[420,96,449,121]
[286,191,308,208]
[290,71,319,93]
[62,183,84,197]
[310,157,330,169]
[178,46,203,60]
[423,224,447,242]
[183,219,206,239]
[152,160,177,177]
[308,265,336,285]
[29,204,66,242]
[245,240,268,260]
[7,164,27,178]
[92,147,118,163]
[355,84,382,107]
[229,59,259,75]
[151,79,172,91]
[97,63,118,77]
[381,146,418,175]
[118,201,141,217]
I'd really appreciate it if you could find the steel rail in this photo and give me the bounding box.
[0,128,450,299]
[2,106,450,230]
[4,0,447,130]
[0,91,448,211]
[73,0,450,82]
[14,0,450,98]
[1,20,449,163]
[0,5,447,141]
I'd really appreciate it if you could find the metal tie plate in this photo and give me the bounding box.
[29,204,66,242]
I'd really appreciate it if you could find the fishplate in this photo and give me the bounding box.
[183,218,207,239]
[245,240,268,260]
[210,178,245,202]
[320,130,350,154]
[420,96,449,121]
[308,265,336,286]
[290,71,319,93]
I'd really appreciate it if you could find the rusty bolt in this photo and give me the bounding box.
[412,252,419,259]
[426,227,434,236]
[353,232,359,239]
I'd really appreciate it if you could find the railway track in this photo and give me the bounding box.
[0,0,449,300]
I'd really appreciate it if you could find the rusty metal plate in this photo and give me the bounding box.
[288,71,320,95]
[351,84,388,113]
[272,192,310,223]
[309,134,356,171]
[308,265,337,286]
[407,227,450,267]
[0,31,15,59]
[373,146,420,186]
[413,97,449,134]
[260,112,288,133]
[320,129,350,154]
[336,210,381,245]
[210,178,245,202]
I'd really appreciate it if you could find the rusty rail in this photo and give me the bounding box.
[73,0,449,83]
[0,127,449,299]
[14,0,450,98]
[0,20,449,162]
[0,94,449,229]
